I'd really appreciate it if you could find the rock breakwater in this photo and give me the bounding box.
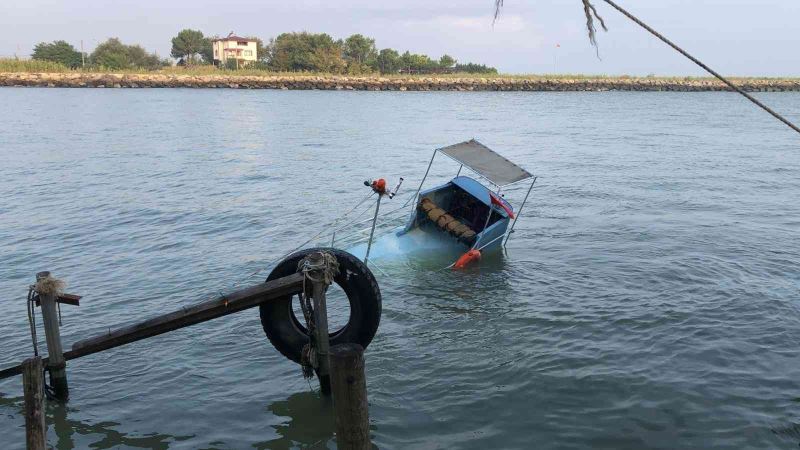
[2,72,799,92]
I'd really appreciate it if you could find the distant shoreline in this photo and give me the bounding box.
[2,72,799,92]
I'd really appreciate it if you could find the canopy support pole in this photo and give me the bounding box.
[404,150,437,208]
[503,177,537,247]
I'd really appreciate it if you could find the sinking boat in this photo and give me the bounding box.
[396,140,536,267]
[348,139,536,269]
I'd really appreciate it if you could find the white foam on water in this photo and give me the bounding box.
[347,227,466,267]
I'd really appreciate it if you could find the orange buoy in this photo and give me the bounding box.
[454,249,481,269]
[371,178,387,195]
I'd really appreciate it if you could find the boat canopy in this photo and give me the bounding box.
[439,139,533,187]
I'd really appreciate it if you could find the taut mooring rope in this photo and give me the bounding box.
[600,0,800,136]
[494,0,800,135]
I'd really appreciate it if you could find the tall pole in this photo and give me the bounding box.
[554,45,558,74]
[363,196,382,265]
[80,40,85,68]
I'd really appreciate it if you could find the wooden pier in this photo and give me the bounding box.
[1,250,374,449]
[0,272,304,380]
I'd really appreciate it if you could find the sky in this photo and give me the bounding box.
[1,0,797,76]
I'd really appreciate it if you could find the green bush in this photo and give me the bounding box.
[90,38,167,70]
[32,41,83,68]
[453,63,498,74]
[247,61,272,71]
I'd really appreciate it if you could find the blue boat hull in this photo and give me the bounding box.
[401,176,512,253]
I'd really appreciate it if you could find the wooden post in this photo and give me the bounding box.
[330,344,370,450]
[306,254,333,396]
[36,271,68,401]
[22,357,46,450]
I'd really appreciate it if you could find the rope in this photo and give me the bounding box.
[496,0,606,48]
[169,189,383,323]
[43,367,56,400]
[600,0,800,135]
[367,259,390,277]
[35,275,64,297]
[297,252,340,286]
[26,286,39,356]
[379,201,413,221]
[247,192,375,283]
[26,277,62,398]
[331,195,380,235]
[27,275,67,353]
[334,192,378,227]
[330,201,410,246]
[493,0,800,135]
[198,191,375,306]
[26,275,68,356]
[163,192,375,321]
[298,285,316,380]
[583,0,608,49]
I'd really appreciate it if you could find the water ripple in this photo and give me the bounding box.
[1,89,799,449]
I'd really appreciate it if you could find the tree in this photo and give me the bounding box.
[310,46,347,73]
[438,54,456,69]
[267,32,345,73]
[90,38,166,70]
[257,31,496,75]
[126,44,166,69]
[342,34,376,65]
[200,38,214,64]
[373,48,400,74]
[170,29,206,64]
[32,41,82,68]
[399,51,434,73]
[248,37,268,63]
[342,34,377,73]
[90,38,129,69]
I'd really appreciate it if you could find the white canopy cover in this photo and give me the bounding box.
[438,139,532,186]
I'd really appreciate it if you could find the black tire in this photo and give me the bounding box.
[259,247,382,364]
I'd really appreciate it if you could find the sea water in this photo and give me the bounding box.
[1,88,799,449]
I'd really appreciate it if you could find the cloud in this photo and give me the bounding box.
[395,13,542,55]
[401,14,527,34]
[3,0,797,75]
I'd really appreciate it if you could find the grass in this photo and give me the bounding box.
[0,58,73,73]
[1,58,796,82]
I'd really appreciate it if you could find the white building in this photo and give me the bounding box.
[212,32,258,67]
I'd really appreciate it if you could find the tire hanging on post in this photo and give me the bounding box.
[259,248,382,364]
